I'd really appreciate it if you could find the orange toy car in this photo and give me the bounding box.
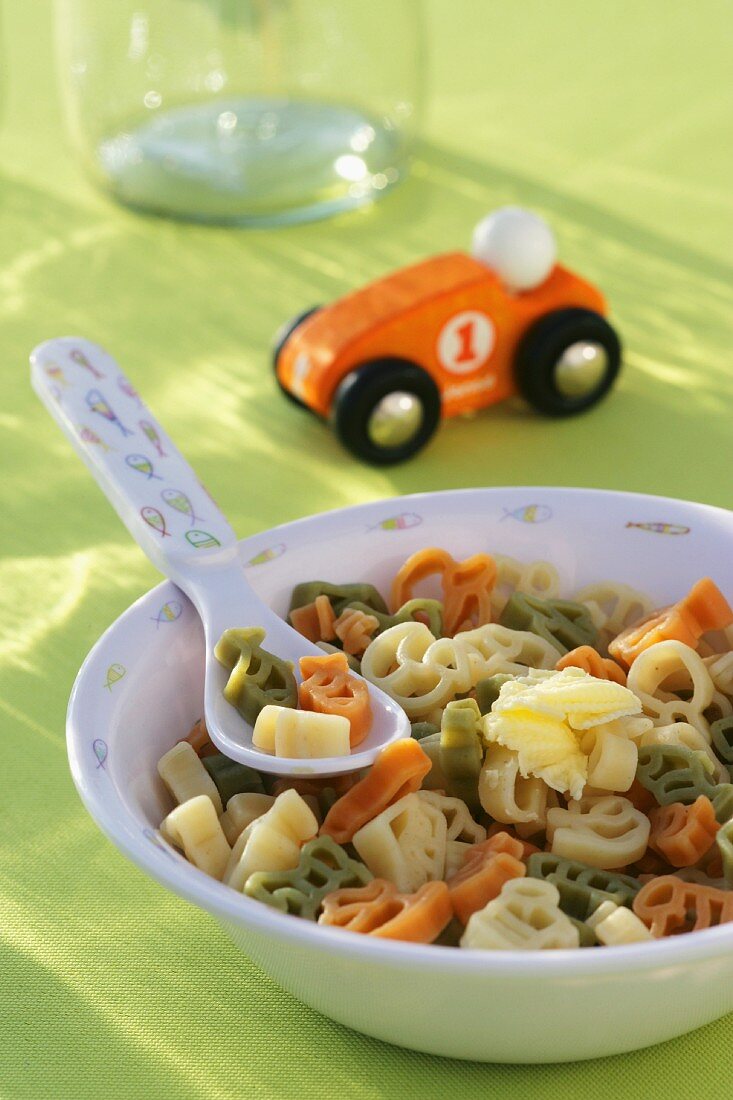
[273,207,622,464]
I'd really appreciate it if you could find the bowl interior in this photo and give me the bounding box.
[68,487,733,925]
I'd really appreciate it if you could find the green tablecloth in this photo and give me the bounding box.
[2,2,733,1096]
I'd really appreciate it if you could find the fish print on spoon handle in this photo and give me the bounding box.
[30,337,409,776]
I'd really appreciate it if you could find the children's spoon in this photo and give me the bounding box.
[31,337,409,776]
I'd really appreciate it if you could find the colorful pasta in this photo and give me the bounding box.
[154,549,733,948]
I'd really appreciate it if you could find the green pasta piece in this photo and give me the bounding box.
[214,627,298,726]
[475,674,513,715]
[548,876,624,923]
[712,784,733,825]
[288,581,388,617]
[439,699,483,813]
[201,754,265,803]
[243,835,372,919]
[716,819,733,888]
[570,916,598,948]
[711,716,733,769]
[419,732,450,791]
[411,721,440,741]
[498,593,597,654]
[635,744,718,806]
[337,598,444,638]
[526,853,641,909]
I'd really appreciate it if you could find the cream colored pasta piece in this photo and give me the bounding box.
[252,705,282,752]
[546,795,650,869]
[490,556,561,617]
[580,727,638,792]
[162,795,231,880]
[360,622,467,720]
[252,705,350,758]
[275,710,350,759]
[572,582,653,641]
[352,792,447,892]
[445,840,474,879]
[360,621,562,721]
[224,789,318,891]
[460,878,579,951]
[416,790,486,843]
[478,744,552,828]
[585,900,653,945]
[157,741,223,815]
[455,623,562,682]
[219,792,275,845]
[640,722,729,785]
[626,640,715,738]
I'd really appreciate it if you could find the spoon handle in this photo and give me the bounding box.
[30,337,239,579]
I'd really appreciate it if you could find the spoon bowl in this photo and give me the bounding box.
[30,336,409,776]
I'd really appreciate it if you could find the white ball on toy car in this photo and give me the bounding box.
[471,207,557,291]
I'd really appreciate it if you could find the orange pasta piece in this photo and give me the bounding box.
[609,578,733,667]
[447,845,526,924]
[633,874,733,937]
[630,849,671,877]
[181,718,217,758]
[319,879,453,943]
[298,652,373,747]
[390,547,497,635]
[483,824,541,860]
[320,739,432,844]
[648,796,719,868]
[556,645,626,685]
[332,608,379,656]
[289,595,336,643]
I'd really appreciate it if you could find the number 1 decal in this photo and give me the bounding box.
[437,311,495,374]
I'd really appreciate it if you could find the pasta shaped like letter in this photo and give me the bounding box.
[478,744,552,830]
[298,652,372,747]
[499,593,597,654]
[460,878,580,951]
[390,546,497,635]
[626,640,715,737]
[608,578,733,668]
[546,795,650,869]
[214,627,298,725]
[648,796,719,867]
[633,874,733,937]
[352,792,447,892]
[319,878,453,943]
[320,738,432,844]
[244,835,372,919]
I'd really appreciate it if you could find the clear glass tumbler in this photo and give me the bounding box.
[55,0,424,225]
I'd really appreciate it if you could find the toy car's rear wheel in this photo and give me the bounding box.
[515,308,621,416]
[332,359,441,465]
[272,306,321,409]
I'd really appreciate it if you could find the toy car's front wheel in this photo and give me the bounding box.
[515,308,621,417]
[332,359,441,465]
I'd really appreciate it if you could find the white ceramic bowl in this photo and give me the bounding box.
[67,487,733,1063]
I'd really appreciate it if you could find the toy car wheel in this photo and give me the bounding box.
[515,308,621,416]
[272,306,321,409]
[332,359,441,465]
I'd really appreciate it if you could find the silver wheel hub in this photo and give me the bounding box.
[367,391,424,449]
[553,341,608,398]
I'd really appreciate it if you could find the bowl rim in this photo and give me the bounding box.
[67,485,733,974]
